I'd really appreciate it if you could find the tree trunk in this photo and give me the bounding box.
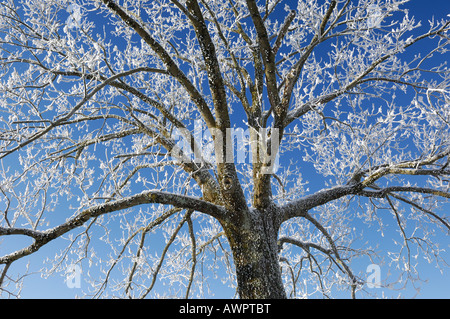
[223,209,287,299]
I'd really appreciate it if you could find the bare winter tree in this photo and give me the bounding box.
[0,0,449,299]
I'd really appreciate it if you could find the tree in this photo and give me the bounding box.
[0,0,449,299]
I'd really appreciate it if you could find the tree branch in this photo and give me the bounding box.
[279,184,360,222]
[359,186,450,231]
[278,236,332,255]
[359,186,450,199]
[273,10,296,55]
[359,148,450,187]
[101,0,216,131]
[284,19,450,126]
[302,212,358,298]
[0,67,156,159]
[0,190,226,264]
[246,0,280,110]
[186,0,230,130]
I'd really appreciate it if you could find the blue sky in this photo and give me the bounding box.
[1,0,449,299]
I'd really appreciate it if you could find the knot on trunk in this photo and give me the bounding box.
[222,174,234,190]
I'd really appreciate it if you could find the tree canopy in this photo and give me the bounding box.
[0,0,449,298]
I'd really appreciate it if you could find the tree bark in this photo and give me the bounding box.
[222,208,286,299]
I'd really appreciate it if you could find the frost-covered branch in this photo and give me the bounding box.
[284,11,450,126]
[102,0,216,131]
[0,191,226,265]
